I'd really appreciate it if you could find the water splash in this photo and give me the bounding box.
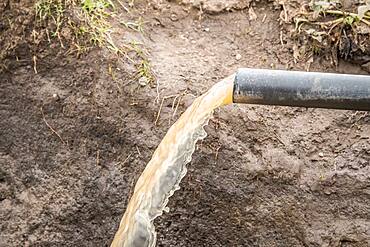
[111,75,234,247]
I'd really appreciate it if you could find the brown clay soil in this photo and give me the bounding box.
[1,1,370,246]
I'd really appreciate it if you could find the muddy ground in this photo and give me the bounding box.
[1,0,370,246]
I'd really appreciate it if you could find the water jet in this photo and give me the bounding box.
[111,69,369,247]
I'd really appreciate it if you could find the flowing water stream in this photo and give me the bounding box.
[111,75,235,247]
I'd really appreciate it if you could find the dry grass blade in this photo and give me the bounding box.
[41,107,66,145]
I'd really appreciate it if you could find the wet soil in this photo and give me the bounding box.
[1,0,370,246]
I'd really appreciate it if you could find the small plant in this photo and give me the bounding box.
[291,1,370,63]
[137,59,155,84]
[34,0,116,52]
[35,0,65,36]
[125,41,155,84]
[81,0,114,13]
[33,0,155,85]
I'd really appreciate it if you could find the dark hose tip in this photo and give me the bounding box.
[233,68,370,111]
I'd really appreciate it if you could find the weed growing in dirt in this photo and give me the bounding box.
[32,0,155,83]
[125,40,155,84]
[35,0,65,36]
[35,0,117,53]
[288,1,370,67]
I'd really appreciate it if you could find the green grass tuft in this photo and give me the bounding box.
[34,0,155,84]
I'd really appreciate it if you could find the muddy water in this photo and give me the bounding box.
[111,75,234,247]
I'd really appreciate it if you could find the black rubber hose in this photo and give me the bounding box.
[233,68,370,111]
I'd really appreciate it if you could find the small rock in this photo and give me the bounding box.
[318,152,324,157]
[235,54,242,60]
[52,93,60,101]
[170,14,178,22]
[204,27,210,32]
[138,77,148,87]
[248,7,257,21]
